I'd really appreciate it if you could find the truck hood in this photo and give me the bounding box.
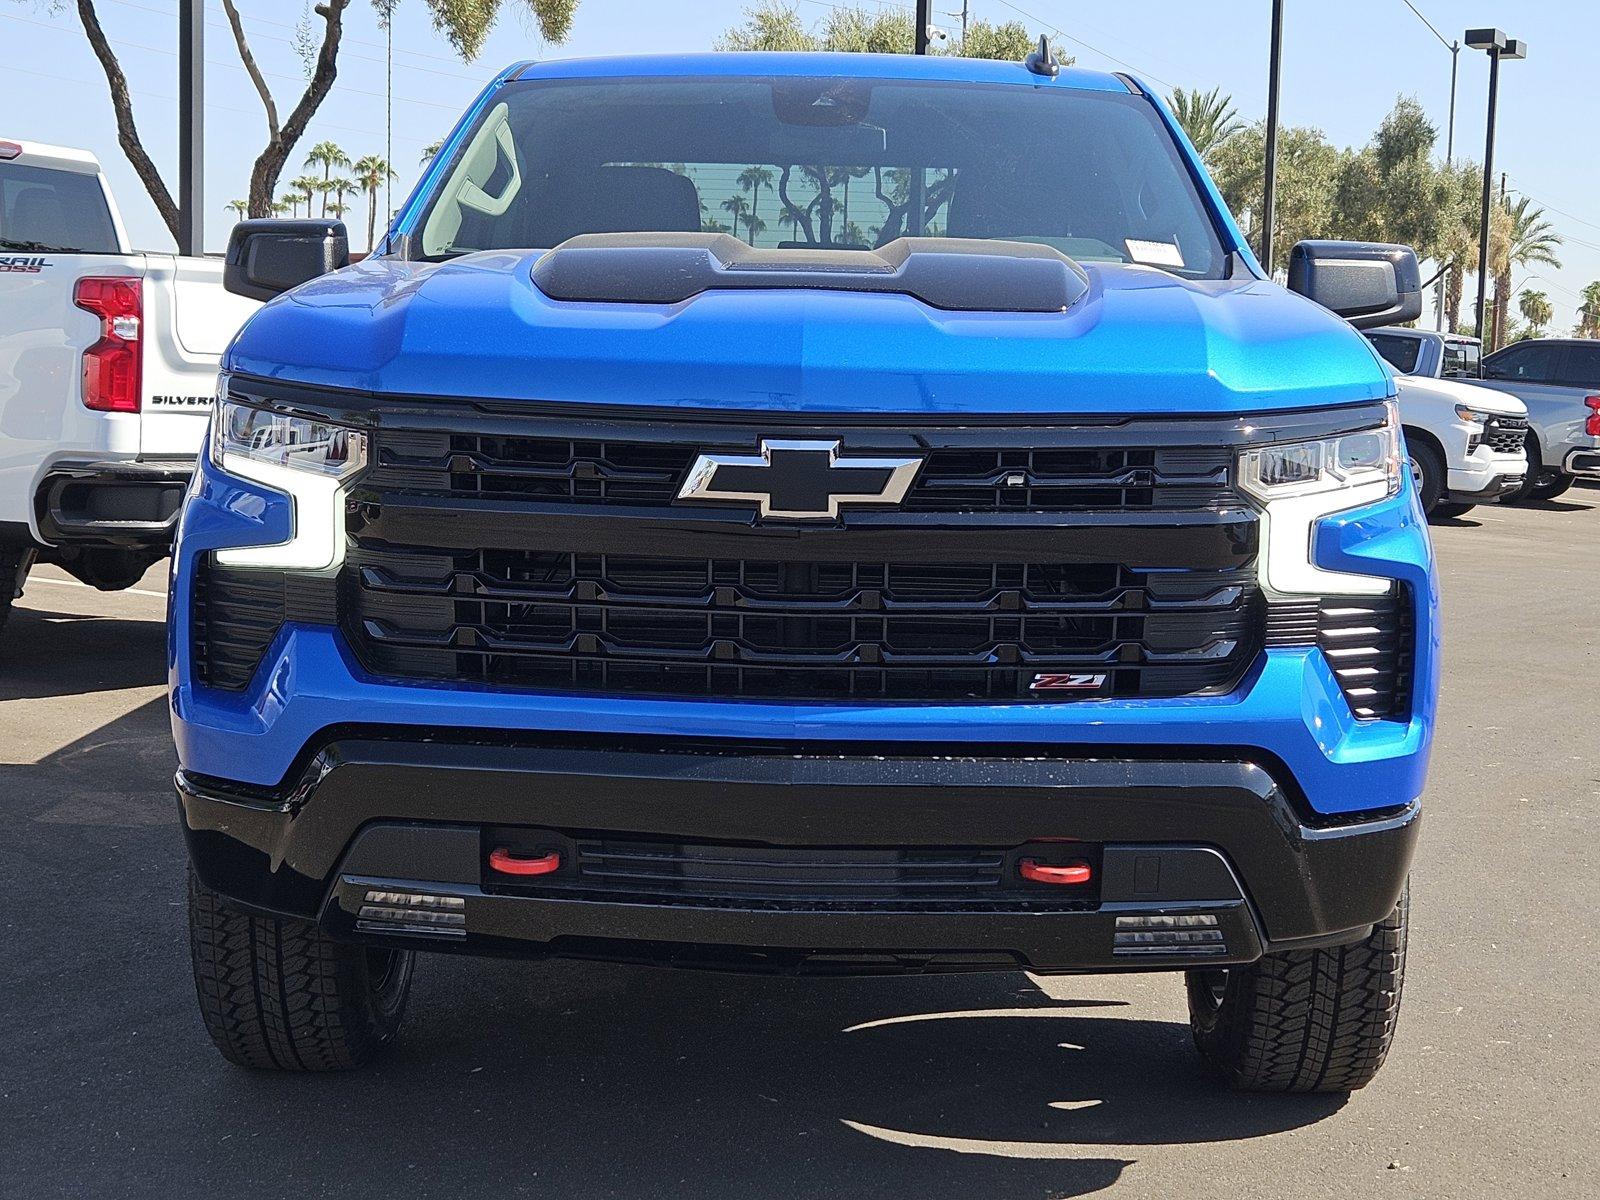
[225,252,1392,417]
[1395,372,1527,416]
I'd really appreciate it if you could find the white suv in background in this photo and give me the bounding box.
[1365,327,1529,519]
[0,138,258,639]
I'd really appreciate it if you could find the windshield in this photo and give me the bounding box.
[0,162,118,253]
[1440,339,1481,379]
[416,76,1229,278]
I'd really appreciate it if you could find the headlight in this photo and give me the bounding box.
[210,398,367,480]
[1237,403,1402,503]
[1238,403,1400,598]
[209,380,367,572]
[1453,404,1492,425]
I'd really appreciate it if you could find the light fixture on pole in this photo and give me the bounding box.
[1465,28,1526,346]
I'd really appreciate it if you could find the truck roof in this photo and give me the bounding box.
[0,138,103,174]
[509,52,1135,93]
[1369,326,1481,347]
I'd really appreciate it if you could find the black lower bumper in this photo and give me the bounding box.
[178,735,1419,975]
[34,459,193,548]
[1450,473,1525,503]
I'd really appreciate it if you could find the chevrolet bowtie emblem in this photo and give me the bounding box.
[676,439,923,520]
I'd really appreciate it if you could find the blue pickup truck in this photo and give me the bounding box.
[173,51,1436,1091]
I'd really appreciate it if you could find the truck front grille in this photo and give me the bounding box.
[345,548,1259,702]
[1482,414,1528,455]
[372,430,1236,513]
[192,390,1407,713]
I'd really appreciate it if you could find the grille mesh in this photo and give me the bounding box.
[345,546,1259,702]
[369,430,1237,513]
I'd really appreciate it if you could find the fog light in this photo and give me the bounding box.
[1113,913,1224,957]
[355,888,466,939]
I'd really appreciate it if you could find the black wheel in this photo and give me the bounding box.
[0,547,34,644]
[1186,885,1408,1092]
[187,867,414,1070]
[1405,439,1445,515]
[1526,472,1576,502]
[1430,501,1475,519]
[1503,435,1546,504]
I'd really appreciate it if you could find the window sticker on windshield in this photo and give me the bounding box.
[1125,239,1185,267]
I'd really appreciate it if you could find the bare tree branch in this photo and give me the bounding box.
[75,0,178,242]
[245,0,351,218]
[221,0,279,142]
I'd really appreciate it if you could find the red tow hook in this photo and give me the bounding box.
[488,848,562,877]
[1019,859,1093,886]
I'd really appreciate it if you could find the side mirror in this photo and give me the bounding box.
[1287,240,1422,330]
[224,219,349,301]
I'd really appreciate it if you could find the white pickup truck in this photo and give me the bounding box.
[0,138,257,635]
[1365,327,1529,519]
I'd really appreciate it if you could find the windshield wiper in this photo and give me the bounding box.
[0,237,80,253]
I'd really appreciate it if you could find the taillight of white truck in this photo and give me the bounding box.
[73,275,143,413]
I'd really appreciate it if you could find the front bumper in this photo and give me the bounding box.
[178,738,1419,974]
[34,458,194,548]
[1446,446,1526,502]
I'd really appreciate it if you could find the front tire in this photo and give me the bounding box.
[0,547,34,645]
[1186,886,1408,1092]
[1429,500,1475,520]
[1406,440,1445,515]
[1525,472,1576,502]
[187,868,415,1070]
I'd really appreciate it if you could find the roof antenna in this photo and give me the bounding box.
[1024,34,1060,78]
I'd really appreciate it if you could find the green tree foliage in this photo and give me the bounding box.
[1167,87,1244,158]
[1489,195,1561,350]
[1518,290,1552,335]
[719,3,1054,63]
[353,154,399,252]
[1579,282,1600,338]
[1209,123,1341,275]
[425,0,579,60]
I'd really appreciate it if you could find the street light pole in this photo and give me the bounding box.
[1260,0,1285,274]
[1466,29,1526,349]
[177,0,203,255]
[1446,40,1459,163]
[915,0,931,54]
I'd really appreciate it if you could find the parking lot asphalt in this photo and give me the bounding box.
[2,489,1597,1200]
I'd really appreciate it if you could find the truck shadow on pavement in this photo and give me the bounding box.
[3,604,1347,1200]
[0,602,167,702]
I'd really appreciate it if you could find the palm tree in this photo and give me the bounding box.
[744,214,768,245]
[224,199,250,221]
[331,177,357,223]
[290,175,321,218]
[1578,282,1600,339]
[1518,290,1552,337]
[737,166,774,242]
[1490,196,1561,351]
[275,193,298,218]
[304,140,350,217]
[420,139,445,166]
[1167,87,1244,159]
[721,194,751,243]
[353,155,398,252]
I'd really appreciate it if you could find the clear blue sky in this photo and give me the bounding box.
[4,0,1597,329]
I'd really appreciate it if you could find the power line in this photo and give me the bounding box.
[986,0,1176,89]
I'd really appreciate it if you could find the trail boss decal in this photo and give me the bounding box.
[0,256,48,273]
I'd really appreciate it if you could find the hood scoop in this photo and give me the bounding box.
[530,232,1089,313]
